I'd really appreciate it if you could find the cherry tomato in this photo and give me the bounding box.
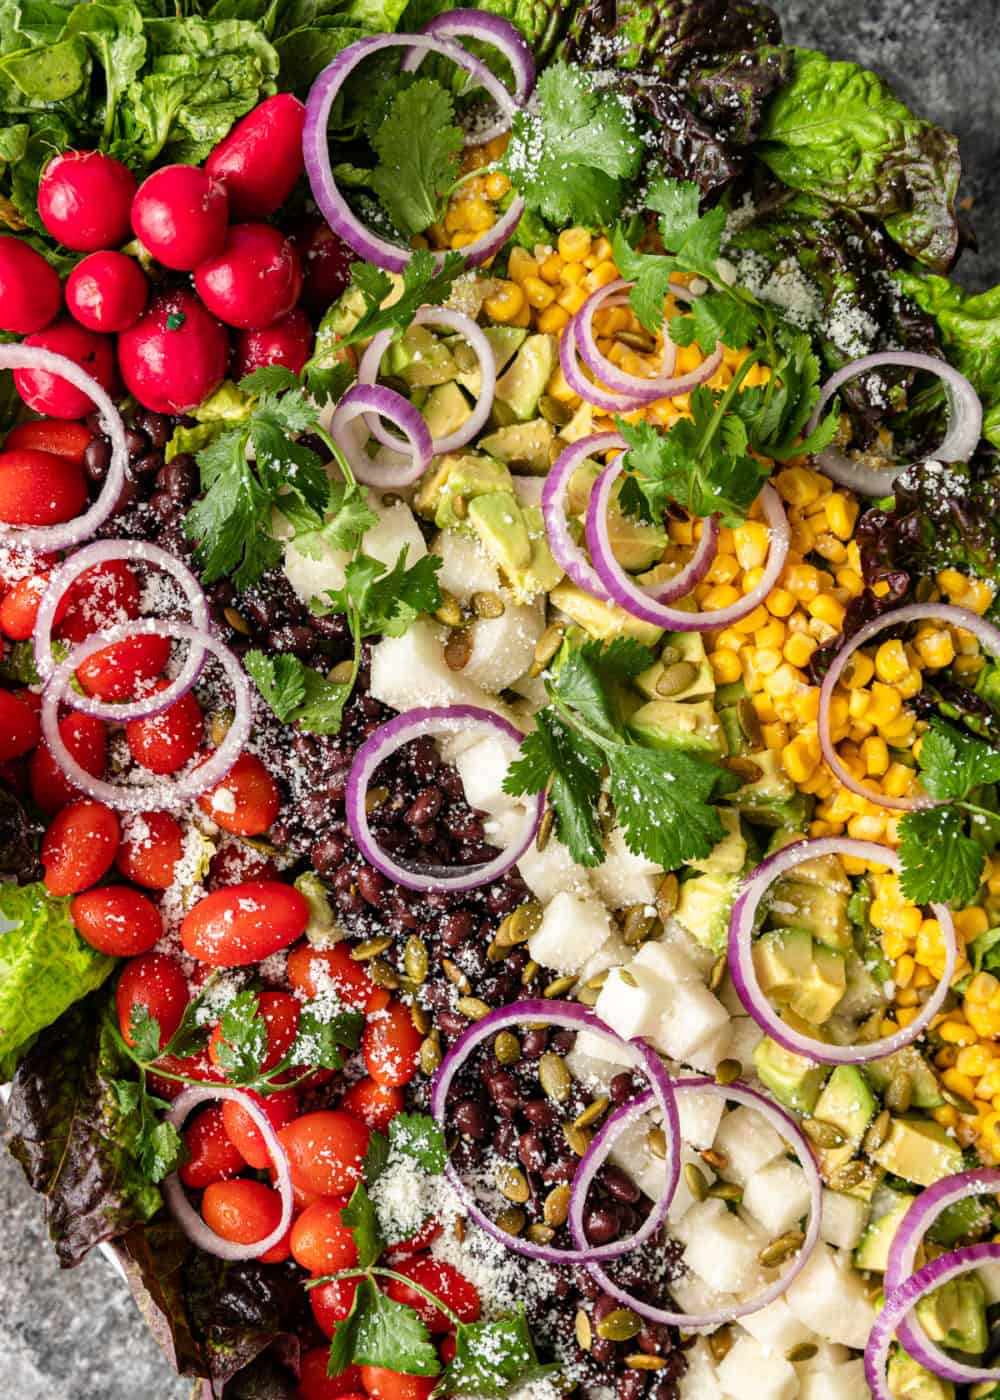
[56,558,142,645]
[71,885,162,956]
[201,1179,291,1263]
[116,952,189,1049]
[339,1078,403,1135]
[131,165,229,272]
[221,1087,298,1170]
[0,450,87,526]
[290,1196,358,1274]
[181,881,309,967]
[194,223,302,331]
[0,236,61,334]
[4,419,93,465]
[278,1110,370,1198]
[205,95,305,220]
[125,681,203,774]
[0,689,40,761]
[439,1337,456,1365]
[310,1275,362,1340]
[197,751,281,836]
[179,1103,246,1189]
[383,1216,443,1264]
[287,942,375,1012]
[37,150,136,252]
[65,250,149,333]
[147,1048,217,1101]
[0,571,49,640]
[15,322,115,419]
[209,990,300,1076]
[115,809,184,889]
[359,1369,436,1400]
[297,1348,363,1400]
[383,1259,480,1332]
[76,633,171,701]
[42,798,119,896]
[208,841,280,890]
[29,712,107,814]
[363,997,422,1089]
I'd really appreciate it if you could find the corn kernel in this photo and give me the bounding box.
[733,521,770,571]
[536,304,569,335]
[755,619,787,649]
[847,813,886,841]
[508,247,539,284]
[939,1018,979,1046]
[765,587,796,618]
[483,280,525,323]
[539,251,564,284]
[963,579,996,614]
[809,593,847,630]
[874,639,909,685]
[956,906,990,940]
[836,568,865,598]
[484,171,510,200]
[709,649,742,685]
[705,553,741,586]
[585,260,619,291]
[701,584,742,611]
[557,227,591,262]
[782,736,818,784]
[522,275,555,310]
[896,953,916,988]
[754,647,783,677]
[762,721,789,749]
[825,493,858,540]
[557,284,589,316]
[784,563,822,602]
[861,736,890,776]
[732,604,770,634]
[914,627,956,670]
[840,651,875,689]
[774,466,821,506]
[957,1044,995,1078]
[866,682,902,727]
[943,1068,979,1100]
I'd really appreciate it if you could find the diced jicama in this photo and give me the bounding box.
[677,1087,726,1151]
[681,1022,732,1074]
[785,1243,877,1349]
[654,981,729,1064]
[591,825,661,907]
[569,1028,632,1068]
[370,621,486,713]
[528,890,611,974]
[285,492,426,602]
[577,931,631,985]
[742,1159,813,1238]
[674,1198,767,1295]
[716,1335,797,1400]
[712,1105,785,1186]
[594,963,667,1041]
[632,937,701,984]
[798,1359,870,1400]
[738,1297,815,1356]
[726,1016,764,1071]
[455,736,517,813]
[462,601,545,693]
[517,835,592,902]
[677,1340,720,1399]
[819,1190,869,1252]
[432,528,500,601]
[670,1269,739,1320]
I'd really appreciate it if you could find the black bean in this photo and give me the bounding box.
[311,837,345,878]
[407,786,443,826]
[521,1029,548,1059]
[356,864,386,906]
[618,1370,643,1400]
[541,1154,577,1184]
[518,1130,546,1174]
[265,624,314,655]
[124,427,148,460]
[454,1098,491,1140]
[523,1099,557,1128]
[484,1068,520,1118]
[637,1328,661,1355]
[551,1028,577,1054]
[610,1072,640,1105]
[591,1338,616,1365]
[584,1205,620,1246]
[132,449,164,478]
[83,436,111,481]
[134,410,170,449]
[440,910,473,947]
[159,457,197,500]
[492,1121,517,1157]
[603,1164,641,1204]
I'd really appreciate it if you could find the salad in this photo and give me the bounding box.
[2,1,1000,1398]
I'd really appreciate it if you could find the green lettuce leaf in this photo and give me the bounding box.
[758,49,960,272]
[0,880,114,1080]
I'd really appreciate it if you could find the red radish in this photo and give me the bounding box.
[76,632,171,702]
[233,308,312,379]
[37,151,136,252]
[197,751,280,836]
[116,952,189,1049]
[4,419,93,465]
[117,290,228,414]
[56,558,141,644]
[0,237,62,333]
[205,95,306,219]
[293,216,353,314]
[194,223,302,331]
[66,251,148,332]
[0,451,87,526]
[71,885,163,956]
[115,809,184,889]
[180,1105,247,1189]
[130,165,229,271]
[14,321,115,418]
[41,799,120,896]
[30,713,107,814]
[0,690,40,761]
[125,680,203,774]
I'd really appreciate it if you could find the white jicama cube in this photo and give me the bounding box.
[742,1159,813,1238]
[608,1117,673,1207]
[569,1027,633,1068]
[675,1199,767,1295]
[462,602,545,693]
[667,1145,717,1223]
[794,1341,852,1373]
[669,1268,739,1320]
[819,1190,869,1252]
[726,1016,764,1073]
[712,1105,786,1186]
[433,528,500,601]
[798,1360,870,1400]
[528,890,612,975]
[785,1243,878,1350]
[591,825,662,907]
[717,1336,797,1400]
[369,621,484,713]
[632,937,701,985]
[285,492,426,602]
[682,1023,732,1074]
[455,736,518,813]
[677,1087,726,1151]
[594,963,668,1041]
[517,836,592,903]
[739,1298,815,1356]
[577,931,631,985]
[654,982,730,1065]
[677,1340,720,1400]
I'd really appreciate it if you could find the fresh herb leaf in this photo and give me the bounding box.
[555,637,654,739]
[137,1118,184,1184]
[917,719,1000,802]
[898,806,985,908]
[245,649,352,736]
[326,1274,369,1378]
[342,1184,384,1270]
[128,1004,164,1065]
[388,1113,446,1174]
[368,78,463,238]
[210,991,269,1085]
[608,743,726,870]
[444,1311,556,1399]
[291,1002,363,1072]
[352,1287,440,1375]
[363,1129,391,1186]
[341,249,466,348]
[294,670,353,737]
[732,327,841,460]
[290,480,379,559]
[314,548,442,638]
[505,711,605,868]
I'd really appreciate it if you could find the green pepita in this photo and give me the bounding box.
[526,1223,555,1246]
[457,996,491,1021]
[563,1122,592,1156]
[364,786,390,815]
[885,1070,913,1114]
[715,1058,741,1086]
[540,1051,572,1103]
[759,1230,805,1269]
[625,1355,666,1371]
[494,1031,521,1065]
[544,1184,571,1228]
[684,1162,709,1202]
[785,1342,818,1363]
[647,1127,667,1159]
[622,904,658,947]
[472,591,505,620]
[420,1034,442,1075]
[863,1108,891,1155]
[531,624,565,677]
[802,1117,846,1149]
[597,1310,642,1343]
[351,933,393,961]
[444,627,473,671]
[574,1097,610,1130]
[574,1311,592,1351]
[496,1207,526,1235]
[497,1164,530,1204]
[655,660,699,696]
[709,954,727,993]
[434,591,464,628]
[403,936,428,983]
[544,974,578,998]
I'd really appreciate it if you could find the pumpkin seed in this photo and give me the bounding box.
[574,1311,592,1352]
[496,1207,526,1235]
[622,904,658,947]
[721,755,763,784]
[708,1328,733,1363]
[369,958,400,990]
[785,1342,818,1363]
[586,969,610,991]
[597,1310,642,1343]
[351,934,394,961]
[444,627,473,671]
[941,1086,978,1116]
[209,711,234,745]
[527,1222,555,1246]
[442,958,471,992]
[659,644,681,666]
[521,959,540,986]
[885,1070,913,1114]
[540,1051,572,1103]
[684,1163,709,1202]
[576,984,601,1006]
[403,936,428,984]
[829,1160,867,1191]
[539,395,572,427]
[736,698,764,749]
[472,591,505,620]
[655,873,679,922]
[647,1127,667,1159]
[410,1003,431,1035]
[494,1031,521,1065]
[452,493,468,520]
[625,1355,666,1371]
[563,1122,592,1156]
[326,659,355,685]
[700,1148,728,1171]
[457,996,491,1021]
[365,786,390,814]
[708,1182,743,1202]
[544,974,578,999]
[863,1108,891,1155]
[655,660,699,697]
[802,1117,847,1149]
[709,954,727,993]
[574,1097,610,1130]
[715,1058,741,1086]
[617,330,655,352]
[497,1164,530,1204]
[496,901,543,947]
[535,807,555,851]
[434,591,464,628]
[759,1230,805,1269]
[619,969,639,988]
[420,1034,442,1075]
[597,788,614,837]
[223,607,251,635]
[544,1184,571,1228]
[531,624,565,677]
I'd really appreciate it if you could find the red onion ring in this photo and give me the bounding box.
[346,705,543,890]
[330,383,433,489]
[33,539,209,718]
[885,1168,1000,1384]
[430,998,680,1263]
[588,475,788,631]
[541,433,620,601]
[0,344,127,552]
[806,351,983,495]
[357,308,496,457]
[573,1078,822,1328]
[163,1085,293,1261]
[402,10,535,147]
[866,1244,1000,1400]
[40,619,252,812]
[303,34,524,272]
[817,602,1000,812]
[728,836,957,1064]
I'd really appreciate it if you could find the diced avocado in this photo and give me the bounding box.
[837,951,891,1020]
[494,334,557,421]
[854,1200,911,1272]
[422,382,473,441]
[415,453,513,527]
[675,870,741,954]
[864,1047,943,1109]
[871,1118,964,1187]
[767,878,852,953]
[628,699,725,758]
[727,750,813,829]
[550,579,663,646]
[520,505,563,596]
[753,1035,829,1114]
[637,633,714,703]
[928,1195,994,1247]
[453,325,526,396]
[691,808,746,875]
[815,1065,877,1143]
[887,1351,955,1400]
[385,323,458,387]
[316,283,367,339]
[479,420,554,473]
[559,399,596,443]
[601,490,668,573]
[753,927,846,1024]
[915,1276,988,1355]
[767,831,852,891]
[467,492,532,574]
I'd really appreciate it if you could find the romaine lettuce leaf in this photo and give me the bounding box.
[0,880,114,1081]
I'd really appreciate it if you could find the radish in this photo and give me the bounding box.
[233,307,312,378]
[292,215,353,313]
[195,223,302,330]
[66,251,148,332]
[37,151,136,252]
[14,321,115,418]
[131,165,229,271]
[205,94,306,220]
[117,290,228,414]
[0,237,61,333]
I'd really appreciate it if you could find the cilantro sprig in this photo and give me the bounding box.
[504,637,732,869]
[245,650,357,737]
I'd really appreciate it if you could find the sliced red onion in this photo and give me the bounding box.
[40,619,252,812]
[430,998,679,1263]
[588,476,788,631]
[866,1244,1000,1400]
[0,344,127,552]
[163,1085,293,1261]
[885,1168,1000,1384]
[346,705,543,890]
[402,10,535,146]
[33,539,209,718]
[330,383,433,489]
[807,351,982,495]
[542,433,620,601]
[303,34,524,272]
[358,308,495,457]
[818,602,1000,813]
[728,836,957,1064]
[574,1078,822,1327]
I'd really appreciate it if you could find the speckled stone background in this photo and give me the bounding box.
[1,4,998,1397]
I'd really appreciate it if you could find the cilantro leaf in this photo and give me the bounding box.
[353,1288,440,1376]
[645,179,702,245]
[898,807,986,907]
[210,991,269,1085]
[389,1113,446,1174]
[504,711,605,868]
[368,79,463,238]
[315,548,442,638]
[291,480,379,560]
[668,291,761,357]
[326,1275,369,1378]
[292,1002,363,1073]
[732,328,840,460]
[607,743,726,870]
[295,668,352,736]
[556,638,655,739]
[238,365,302,398]
[245,650,351,736]
[137,1118,184,1184]
[342,249,466,348]
[444,1312,556,1399]
[127,1005,164,1064]
[342,1183,384,1270]
[917,719,1000,801]
[363,1129,391,1186]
